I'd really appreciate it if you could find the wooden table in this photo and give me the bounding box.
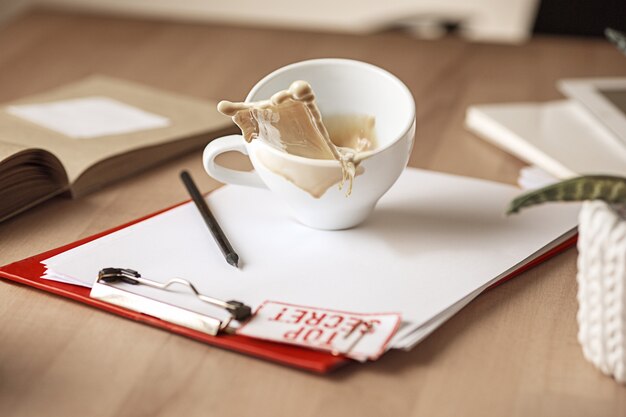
[1,10,625,417]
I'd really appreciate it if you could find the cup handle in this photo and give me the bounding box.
[203,135,266,188]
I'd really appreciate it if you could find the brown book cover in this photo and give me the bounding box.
[0,75,234,222]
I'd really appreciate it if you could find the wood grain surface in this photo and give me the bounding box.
[1,9,626,417]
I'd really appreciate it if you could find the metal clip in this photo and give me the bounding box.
[98,268,251,320]
[91,267,252,336]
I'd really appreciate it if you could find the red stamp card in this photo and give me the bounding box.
[236,301,401,361]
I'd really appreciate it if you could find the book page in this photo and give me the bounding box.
[0,142,68,222]
[7,97,170,139]
[0,141,27,160]
[0,76,231,186]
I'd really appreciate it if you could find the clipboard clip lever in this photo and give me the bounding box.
[97,267,252,321]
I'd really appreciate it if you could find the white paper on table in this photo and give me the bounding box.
[518,166,559,190]
[6,96,170,138]
[466,100,626,179]
[41,168,579,349]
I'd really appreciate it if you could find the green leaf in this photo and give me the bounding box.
[507,176,626,214]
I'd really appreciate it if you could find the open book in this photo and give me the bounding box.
[0,76,234,222]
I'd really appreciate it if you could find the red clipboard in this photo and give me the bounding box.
[0,200,578,374]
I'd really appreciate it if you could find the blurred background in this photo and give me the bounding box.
[0,0,624,185]
[1,0,625,43]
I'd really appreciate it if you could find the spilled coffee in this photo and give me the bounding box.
[217,81,377,197]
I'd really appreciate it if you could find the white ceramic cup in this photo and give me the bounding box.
[203,58,415,230]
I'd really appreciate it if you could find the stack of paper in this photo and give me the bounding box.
[42,168,579,351]
[465,101,626,179]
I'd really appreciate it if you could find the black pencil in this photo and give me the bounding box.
[180,170,239,268]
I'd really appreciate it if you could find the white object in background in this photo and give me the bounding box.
[466,100,626,179]
[204,59,415,230]
[518,166,559,190]
[37,0,539,43]
[7,96,170,139]
[559,78,626,149]
[577,201,626,383]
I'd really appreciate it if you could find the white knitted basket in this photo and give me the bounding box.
[577,200,626,383]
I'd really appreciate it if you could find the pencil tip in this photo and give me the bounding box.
[226,253,239,268]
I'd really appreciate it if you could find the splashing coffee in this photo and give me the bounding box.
[217,81,377,197]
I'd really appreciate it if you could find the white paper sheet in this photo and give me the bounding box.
[42,168,579,349]
[7,96,169,138]
[394,228,577,350]
[518,165,559,190]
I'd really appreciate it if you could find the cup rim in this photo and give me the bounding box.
[244,58,415,167]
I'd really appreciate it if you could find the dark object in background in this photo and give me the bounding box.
[533,0,626,37]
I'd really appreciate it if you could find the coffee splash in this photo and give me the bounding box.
[323,114,377,153]
[217,81,377,197]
